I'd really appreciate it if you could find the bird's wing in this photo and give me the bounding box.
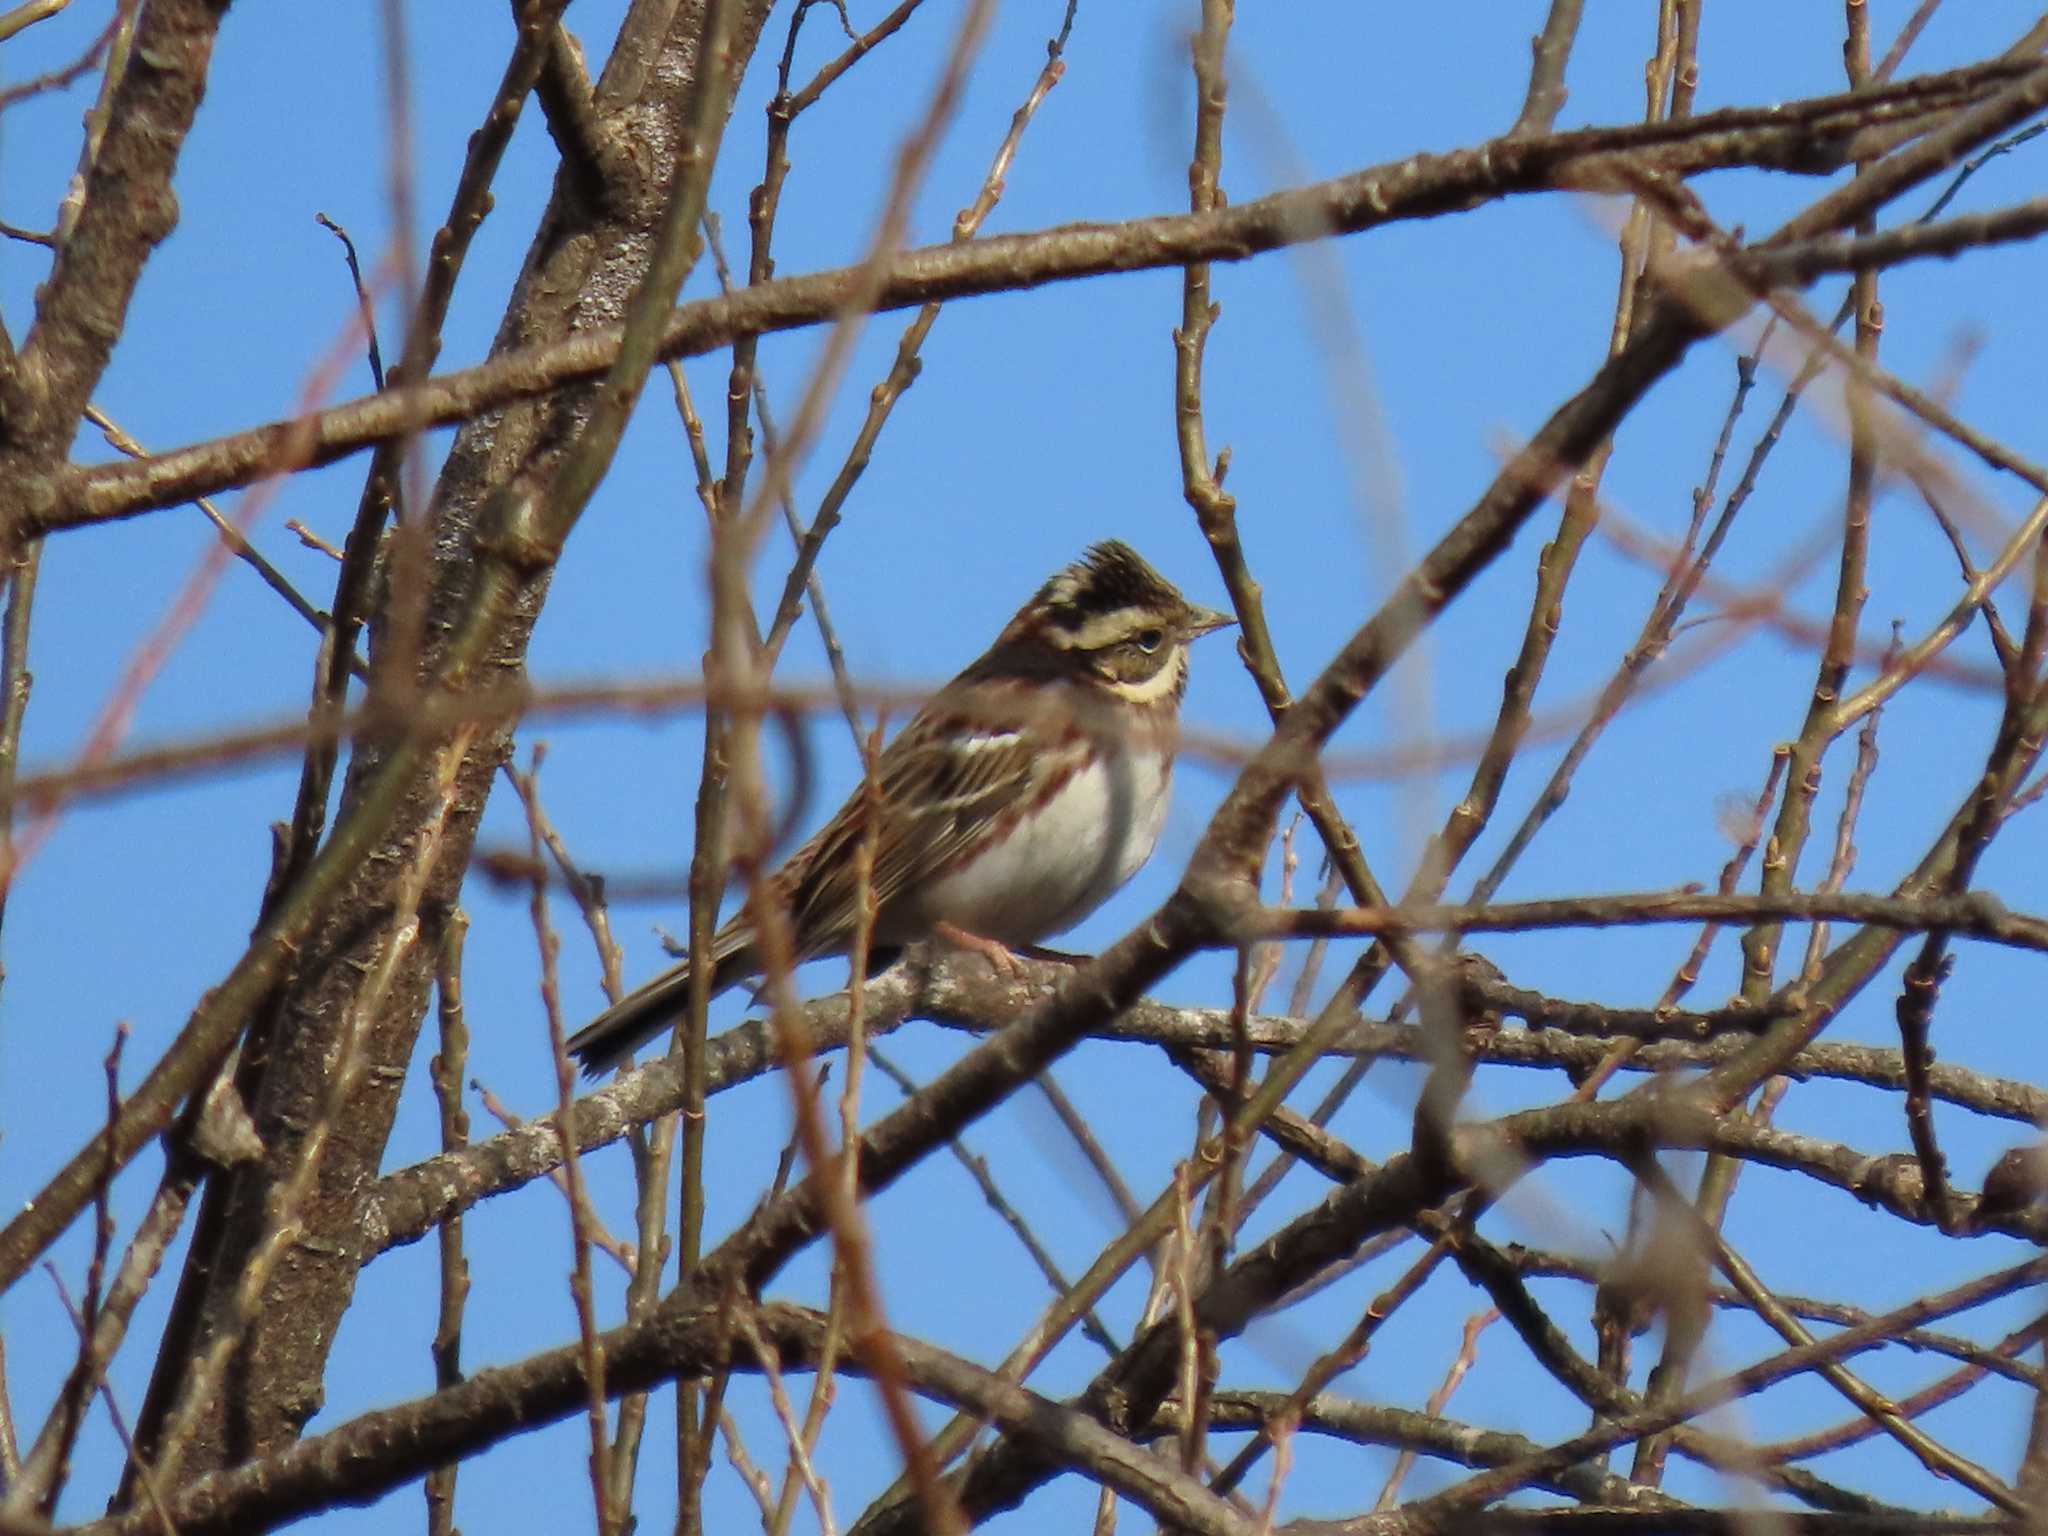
[778,686,1087,954]
[570,690,1087,1073]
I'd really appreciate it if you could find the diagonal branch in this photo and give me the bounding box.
[43,58,2046,532]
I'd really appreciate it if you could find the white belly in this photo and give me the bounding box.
[916,748,1170,944]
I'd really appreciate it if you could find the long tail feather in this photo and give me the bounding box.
[567,933,756,1076]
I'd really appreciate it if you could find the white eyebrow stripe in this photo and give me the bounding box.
[1064,608,1149,650]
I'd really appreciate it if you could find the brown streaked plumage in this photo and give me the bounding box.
[567,540,1231,1074]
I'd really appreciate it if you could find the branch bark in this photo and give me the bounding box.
[0,0,228,496]
[39,56,2039,532]
[117,0,776,1484]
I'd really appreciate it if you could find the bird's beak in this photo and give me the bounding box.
[1184,604,1236,639]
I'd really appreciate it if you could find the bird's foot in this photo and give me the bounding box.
[933,921,1031,978]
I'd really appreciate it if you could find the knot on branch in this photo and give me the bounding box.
[1174,867,1264,951]
[475,487,558,575]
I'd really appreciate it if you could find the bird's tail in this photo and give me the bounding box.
[567,929,757,1076]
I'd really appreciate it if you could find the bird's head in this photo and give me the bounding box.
[998,540,1234,706]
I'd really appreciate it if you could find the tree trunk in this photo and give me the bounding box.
[124,0,776,1482]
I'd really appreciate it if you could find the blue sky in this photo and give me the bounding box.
[5,1,2048,1530]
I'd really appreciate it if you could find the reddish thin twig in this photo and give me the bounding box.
[1374,1307,1501,1509]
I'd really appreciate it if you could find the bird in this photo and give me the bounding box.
[566,540,1233,1075]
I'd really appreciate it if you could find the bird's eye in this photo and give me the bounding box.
[1133,628,1165,654]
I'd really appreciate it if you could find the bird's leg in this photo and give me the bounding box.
[932,920,1031,978]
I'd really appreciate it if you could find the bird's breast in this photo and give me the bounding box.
[913,745,1172,946]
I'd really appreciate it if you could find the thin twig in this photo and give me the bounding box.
[425,913,471,1536]
[1373,1307,1499,1508]
[869,1046,1122,1356]
[42,1268,175,1536]
[1510,0,1584,137]
[517,745,615,1531]
[472,1080,637,1274]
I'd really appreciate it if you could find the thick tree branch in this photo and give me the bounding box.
[0,0,226,488]
[70,1301,1257,1536]
[115,0,777,1483]
[39,58,2043,532]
